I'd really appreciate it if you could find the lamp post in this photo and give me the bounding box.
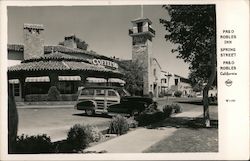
[166,72,172,103]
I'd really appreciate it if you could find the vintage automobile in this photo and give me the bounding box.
[107,95,157,117]
[75,86,130,115]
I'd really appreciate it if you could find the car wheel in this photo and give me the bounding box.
[131,109,140,117]
[85,109,94,116]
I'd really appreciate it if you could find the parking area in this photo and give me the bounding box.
[17,106,111,141]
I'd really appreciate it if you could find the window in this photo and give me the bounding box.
[81,89,94,96]
[96,89,105,96]
[108,90,117,97]
[153,69,156,76]
[175,79,179,86]
[137,22,143,33]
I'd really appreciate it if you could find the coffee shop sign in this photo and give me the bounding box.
[92,59,118,69]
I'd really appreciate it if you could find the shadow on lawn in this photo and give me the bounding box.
[148,117,218,129]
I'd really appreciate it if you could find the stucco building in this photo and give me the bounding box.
[8,24,124,102]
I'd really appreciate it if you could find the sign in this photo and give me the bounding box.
[92,59,118,69]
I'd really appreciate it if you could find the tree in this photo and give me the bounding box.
[160,5,216,127]
[118,60,144,96]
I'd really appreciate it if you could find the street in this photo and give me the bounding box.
[16,97,211,142]
[17,107,111,141]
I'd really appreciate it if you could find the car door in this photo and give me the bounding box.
[106,89,120,109]
[94,89,106,110]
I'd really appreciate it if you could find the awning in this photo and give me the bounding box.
[108,78,125,84]
[87,77,107,83]
[9,79,19,84]
[59,76,81,81]
[25,76,50,82]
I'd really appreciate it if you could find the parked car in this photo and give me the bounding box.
[75,86,130,115]
[107,96,157,117]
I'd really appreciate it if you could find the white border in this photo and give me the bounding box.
[1,0,249,160]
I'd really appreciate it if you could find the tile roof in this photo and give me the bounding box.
[8,52,122,75]
[7,44,111,60]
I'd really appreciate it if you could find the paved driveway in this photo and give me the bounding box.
[17,106,111,141]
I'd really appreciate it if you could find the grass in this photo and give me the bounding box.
[143,127,218,152]
[143,102,218,153]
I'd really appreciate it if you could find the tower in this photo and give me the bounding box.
[23,23,44,60]
[129,18,155,96]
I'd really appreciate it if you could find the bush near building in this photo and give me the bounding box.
[47,86,61,101]
[174,90,183,97]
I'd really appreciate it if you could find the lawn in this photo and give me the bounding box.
[143,103,218,153]
[143,127,218,152]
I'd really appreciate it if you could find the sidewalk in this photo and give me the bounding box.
[84,107,203,153]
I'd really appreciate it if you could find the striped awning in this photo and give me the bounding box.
[87,77,107,83]
[25,76,50,82]
[59,76,81,81]
[9,79,19,84]
[108,78,125,84]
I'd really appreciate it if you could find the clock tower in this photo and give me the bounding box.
[129,18,155,96]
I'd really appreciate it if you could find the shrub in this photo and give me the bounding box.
[163,104,174,117]
[172,103,183,113]
[66,124,94,151]
[163,103,183,117]
[25,94,48,102]
[88,126,103,142]
[14,134,54,154]
[174,90,183,97]
[136,111,166,126]
[47,86,61,101]
[109,115,129,135]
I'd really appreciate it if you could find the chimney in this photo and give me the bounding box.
[64,34,77,48]
[23,23,44,60]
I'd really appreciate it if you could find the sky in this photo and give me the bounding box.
[7,5,190,77]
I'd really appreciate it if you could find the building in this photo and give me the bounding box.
[129,18,162,97]
[8,24,125,102]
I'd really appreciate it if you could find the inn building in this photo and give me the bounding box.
[8,17,193,102]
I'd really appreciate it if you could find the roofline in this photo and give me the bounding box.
[131,17,152,25]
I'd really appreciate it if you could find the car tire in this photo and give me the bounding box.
[85,109,94,116]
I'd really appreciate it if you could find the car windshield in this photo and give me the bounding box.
[117,88,130,97]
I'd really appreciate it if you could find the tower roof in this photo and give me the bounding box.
[131,17,152,25]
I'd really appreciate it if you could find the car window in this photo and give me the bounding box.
[117,89,131,97]
[108,90,117,97]
[81,89,94,96]
[96,89,105,96]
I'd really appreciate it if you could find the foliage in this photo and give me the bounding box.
[163,104,174,117]
[136,111,166,126]
[174,90,183,97]
[108,115,129,135]
[163,103,183,117]
[172,103,183,113]
[118,60,144,96]
[66,124,97,151]
[47,86,61,101]
[160,5,216,126]
[14,134,54,154]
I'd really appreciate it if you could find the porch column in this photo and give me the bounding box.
[49,73,59,87]
[19,77,26,99]
[80,74,87,87]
